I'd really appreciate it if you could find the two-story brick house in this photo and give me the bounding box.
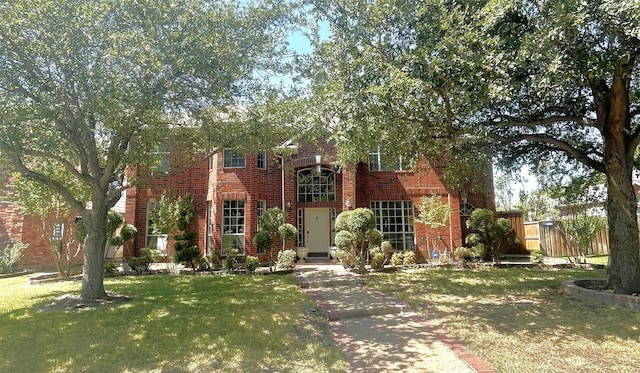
[124,139,495,262]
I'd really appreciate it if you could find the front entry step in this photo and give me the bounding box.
[307,252,329,258]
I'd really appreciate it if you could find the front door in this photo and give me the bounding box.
[305,208,330,255]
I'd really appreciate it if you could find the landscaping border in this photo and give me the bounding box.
[561,278,640,311]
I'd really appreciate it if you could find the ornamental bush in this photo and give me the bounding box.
[403,251,416,265]
[369,247,385,269]
[390,252,403,266]
[276,249,296,269]
[0,241,27,273]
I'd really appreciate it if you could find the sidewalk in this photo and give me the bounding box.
[293,264,495,373]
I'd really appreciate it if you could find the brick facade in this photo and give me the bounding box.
[1,140,495,268]
[0,179,84,269]
[126,140,495,263]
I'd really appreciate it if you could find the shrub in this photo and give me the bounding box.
[454,247,474,262]
[173,231,201,270]
[381,241,394,255]
[222,248,241,270]
[465,208,517,264]
[403,251,416,265]
[471,244,486,260]
[127,256,145,272]
[390,252,403,266]
[336,248,356,268]
[370,247,385,270]
[276,249,296,269]
[245,255,260,272]
[196,256,210,271]
[104,260,118,275]
[0,241,28,273]
[530,250,544,264]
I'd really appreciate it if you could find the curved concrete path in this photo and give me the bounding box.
[294,263,495,373]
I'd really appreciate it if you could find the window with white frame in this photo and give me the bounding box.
[206,201,213,255]
[223,149,246,168]
[151,142,171,173]
[146,202,168,254]
[370,201,415,251]
[257,200,266,228]
[297,208,304,247]
[297,168,336,202]
[257,150,267,169]
[368,150,403,171]
[222,200,245,254]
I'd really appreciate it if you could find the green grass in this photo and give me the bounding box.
[585,255,609,266]
[0,274,346,373]
[365,267,640,373]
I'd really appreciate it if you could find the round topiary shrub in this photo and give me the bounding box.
[403,251,416,265]
[390,252,403,267]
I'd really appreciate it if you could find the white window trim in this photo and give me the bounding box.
[257,150,267,170]
[223,149,246,168]
[368,149,404,171]
[222,200,245,254]
[146,202,168,255]
[371,200,415,251]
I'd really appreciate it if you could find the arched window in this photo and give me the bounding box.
[460,202,476,246]
[460,202,476,217]
[297,168,336,202]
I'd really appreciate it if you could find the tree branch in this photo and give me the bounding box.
[9,153,86,214]
[489,132,606,173]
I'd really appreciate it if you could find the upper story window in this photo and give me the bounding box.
[151,142,171,173]
[368,150,405,171]
[223,149,245,168]
[297,168,336,202]
[257,150,267,169]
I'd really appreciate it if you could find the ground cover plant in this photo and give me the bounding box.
[365,267,640,373]
[0,274,346,373]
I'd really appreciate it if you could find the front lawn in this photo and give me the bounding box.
[366,267,640,373]
[0,274,346,373]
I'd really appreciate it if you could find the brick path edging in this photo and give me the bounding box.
[293,269,497,373]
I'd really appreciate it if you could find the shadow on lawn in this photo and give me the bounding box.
[367,267,640,342]
[0,275,345,373]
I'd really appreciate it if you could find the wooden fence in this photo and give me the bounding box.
[496,210,527,254]
[524,221,609,257]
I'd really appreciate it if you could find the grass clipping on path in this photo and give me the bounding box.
[366,267,640,373]
[0,274,346,373]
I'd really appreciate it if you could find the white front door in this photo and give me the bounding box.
[305,208,330,254]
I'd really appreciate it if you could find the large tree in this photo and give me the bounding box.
[0,0,298,300]
[305,0,640,292]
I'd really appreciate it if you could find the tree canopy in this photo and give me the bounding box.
[304,0,640,292]
[0,0,299,300]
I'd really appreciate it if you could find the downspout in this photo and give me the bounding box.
[275,154,285,211]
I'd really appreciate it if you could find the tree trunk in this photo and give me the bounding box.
[603,76,640,294]
[80,201,108,301]
[605,165,640,293]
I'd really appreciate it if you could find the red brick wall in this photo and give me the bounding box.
[126,156,210,258]
[1,180,84,270]
[127,141,496,264]
[355,158,495,261]
[0,182,23,250]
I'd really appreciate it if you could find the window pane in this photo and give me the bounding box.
[371,200,415,251]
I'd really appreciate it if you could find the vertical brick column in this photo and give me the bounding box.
[342,166,356,211]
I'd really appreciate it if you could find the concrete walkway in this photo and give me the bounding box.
[293,263,496,373]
